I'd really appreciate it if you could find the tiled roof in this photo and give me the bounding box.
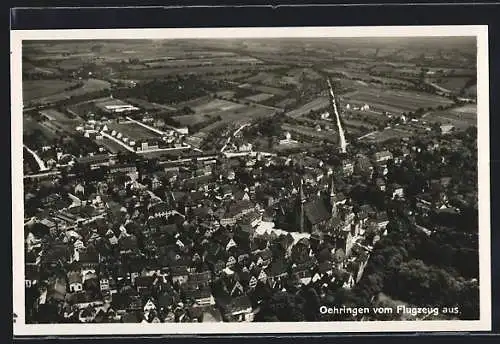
[303,199,331,225]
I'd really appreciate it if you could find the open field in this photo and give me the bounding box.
[215,90,237,99]
[245,72,279,84]
[96,137,130,154]
[172,114,210,126]
[368,75,415,87]
[119,64,285,80]
[272,142,316,152]
[238,83,290,97]
[344,100,405,115]
[145,56,262,68]
[358,127,412,143]
[343,88,454,114]
[126,98,177,112]
[245,93,274,102]
[23,62,62,76]
[107,122,162,141]
[322,68,350,78]
[94,97,130,107]
[433,77,474,93]
[200,106,276,133]
[24,79,111,105]
[201,72,253,82]
[344,119,378,130]
[281,123,338,143]
[67,99,102,117]
[39,109,78,123]
[191,98,245,114]
[424,104,477,130]
[451,104,476,114]
[285,97,330,118]
[244,71,320,88]
[287,68,322,80]
[276,98,297,108]
[23,80,79,102]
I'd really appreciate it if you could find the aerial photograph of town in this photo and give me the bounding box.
[21,36,480,324]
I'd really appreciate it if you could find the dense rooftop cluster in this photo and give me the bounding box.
[24,119,478,323]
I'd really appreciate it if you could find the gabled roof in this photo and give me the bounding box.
[303,199,331,225]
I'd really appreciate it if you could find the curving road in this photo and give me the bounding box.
[24,145,48,171]
[221,123,251,153]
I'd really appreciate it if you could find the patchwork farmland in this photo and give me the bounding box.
[24,79,111,105]
[424,104,477,130]
[245,93,275,103]
[342,89,454,114]
[238,83,290,97]
[23,80,80,102]
[285,97,330,118]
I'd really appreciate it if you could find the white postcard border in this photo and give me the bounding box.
[11,25,491,335]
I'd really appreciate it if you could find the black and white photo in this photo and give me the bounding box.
[11,26,491,335]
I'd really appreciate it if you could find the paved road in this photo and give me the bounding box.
[221,123,251,152]
[23,145,48,171]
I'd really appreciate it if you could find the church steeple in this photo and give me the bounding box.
[300,178,306,203]
[299,179,306,233]
[329,175,337,216]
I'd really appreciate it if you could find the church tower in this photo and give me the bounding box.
[329,175,337,217]
[299,179,306,233]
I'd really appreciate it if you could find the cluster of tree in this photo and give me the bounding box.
[253,290,308,322]
[23,70,64,81]
[23,148,40,174]
[24,129,48,150]
[112,77,212,106]
[316,131,479,321]
[244,114,286,139]
[61,134,102,158]
[352,220,479,320]
[386,131,477,202]
[62,81,84,92]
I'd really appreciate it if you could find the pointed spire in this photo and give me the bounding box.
[330,175,337,217]
[299,178,305,233]
[299,178,306,203]
[329,174,336,197]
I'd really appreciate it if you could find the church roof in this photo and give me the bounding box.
[304,199,331,225]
